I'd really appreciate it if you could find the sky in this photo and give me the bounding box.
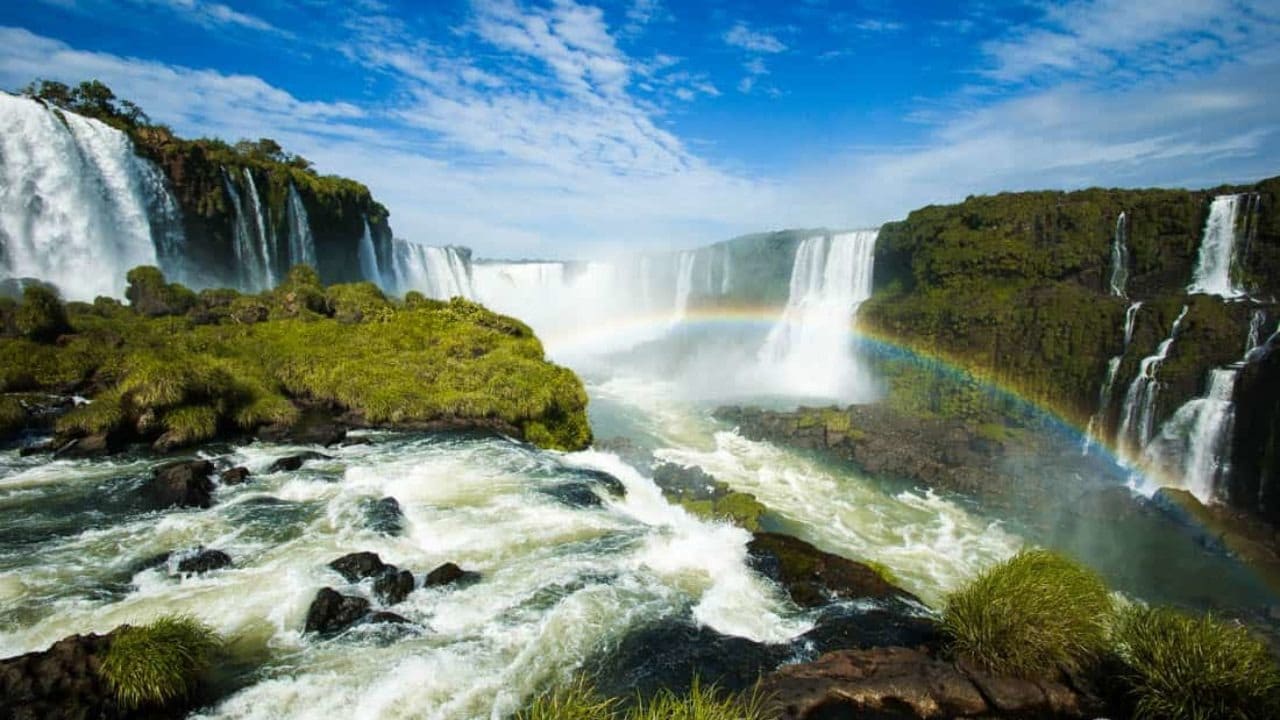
[1,0,1278,258]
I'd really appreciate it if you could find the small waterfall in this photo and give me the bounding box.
[1117,305,1189,459]
[720,243,732,294]
[241,169,277,288]
[757,230,878,399]
[390,240,473,299]
[1246,310,1266,355]
[285,184,317,270]
[672,251,696,323]
[357,217,383,286]
[221,170,268,291]
[0,93,178,300]
[1083,300,1144,454]
[1109,212,1129,297]
[1166,368,1239,502]
[1188,195,1247,298]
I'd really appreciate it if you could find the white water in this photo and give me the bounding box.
[1083,301,1142,454]
[0,93,175,300]
[357,218,383,286]
[222,171,270,292]
[1188,195,1246,298]
[1117,305,1188,460]
[286,184,317,271]
[391,240,473,299]
[672,251,697,324]
[756,231,878,400]
[1109,212,1129,297]
[242,169,278,289]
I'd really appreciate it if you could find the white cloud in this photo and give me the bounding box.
[723,22,786,53]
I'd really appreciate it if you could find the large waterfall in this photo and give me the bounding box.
[0,93,182,300]
[1117,305,1189,459]
[391,240,473,299]
[756,230,878,399]
[1188,194,1248,298]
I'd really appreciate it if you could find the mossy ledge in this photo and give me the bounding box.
[0,266,591,452]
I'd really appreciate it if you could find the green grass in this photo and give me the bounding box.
[940,549,1113,679]
[517,678,618,720]
[516,679,767,720]
[100,615,222,708]
[1112,605,1280,720]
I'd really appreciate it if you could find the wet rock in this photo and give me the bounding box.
[541,481,608,508]
[0,631,126,720]
[220,466,251,485]
[175,548,232,575]
[18,440,55,457]
[373,569,415,606]
[258,412,346,447]
[365,611,411,625]
[53,432,120,459]
[424,562,479,588]
[148,459,216,509]
[268,452,333,473]
[748,532,918,608]
[799,603,941,657]
[592,621,792,700]
[304,588,371,635]
[362,496,404,535]
[329,552,390,582]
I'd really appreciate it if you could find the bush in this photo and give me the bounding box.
[941,549,1113,679]
[100,615,221,708]
[1113,605,1280,720]
[125,266,197,317]
[517,679,766,720]
[16,285,70,342]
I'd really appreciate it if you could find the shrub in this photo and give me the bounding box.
[1113,605,1280,720]
[125,265,197,317]
[16,284,70,342]
[517,678,617,720]
[100,615,222,708]
[941,549,1113,679]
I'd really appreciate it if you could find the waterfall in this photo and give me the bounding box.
[221,170,269,291]
[1117,305,1188,459]
[285,184,317,270]
[1083,301,1144,454]
[1160,368,1239,502]
[720,243,732,294]
[390,240,473,299]
[357,217,383,285]
[1188,195,1247,298]
[0,93,182,300]
[672,251,696,323]
[1109,212,1129,297]
[756,230,878,399]
[241,169,277,288]
[1246,310,1266,355]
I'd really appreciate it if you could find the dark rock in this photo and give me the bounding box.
[175,548,232,574]
[0,631,127,720]
[53,432,120,459]
[148,459,216,509]
[329,552,390,582]
[18,440,54,457]
[748,532,918,608]
[362,496,404,535]
[268,452,333,473]
[541,482,607,508]
[220,466,251,485]
[341,435,374,447]
[592,621,792,700]
[258,412,346,447]
[799,604,941,657]
[424,562,479,588]
[365,611,411,625]
[373,569,415,606]
[304,588,371,635]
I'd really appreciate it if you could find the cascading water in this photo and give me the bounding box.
[357,217,383,286]
[0,93,179,300]
[672,251,697,323]
[221,170,271,291]
[1246,310,1266,355]
[286,184,317,270]
[1083,301,1142,454]
[391,240,474,299]
[1109,212,1129,297]
[756,230,877,400]
[241,169,277,288]
[1117,305,1188,460]
[720,243,732,294]
[1188,195,1247,298]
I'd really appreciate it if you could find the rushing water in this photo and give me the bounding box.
[1189,194,1247,298]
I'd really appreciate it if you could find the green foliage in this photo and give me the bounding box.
[161,405,220,445]
[517,678,618,720]
[325,282,393,324]
[15,284,71,342]
[0,395,27,437]
[100,615,221,709]
[22,79,149,128]
[125,265,197,317]
[516,679,766,720]
[678,491,767,531]
[1113,606,1280,720]
[941,549,1113,679]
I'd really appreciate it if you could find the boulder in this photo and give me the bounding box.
[175,548,232,575]
[748,532,918,608]
[329,552,390,583]
[373,569,415,606]
[799,604,941,657]
[268,452,333,473]
[0,631,126,720]
[257,412,346,447]
[304,588,371,635]
[362,496,404,535]
[365,611,411,625]
[220,466,251,485]
[53,432,120,459]
[424,562,478,588]
[148,460,216,509]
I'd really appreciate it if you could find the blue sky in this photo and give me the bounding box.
[2,0,1278,257]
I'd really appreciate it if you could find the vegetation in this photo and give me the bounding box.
[15,284,71,342]
[100,615,222,709]
[940,549,1113,679]
[677,491,768,532]
[0,266,591,451]
[0,395,26,438]
[1112,605,1280,720]
[517,679,766,720]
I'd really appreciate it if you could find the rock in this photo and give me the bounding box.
[592,621,792,700]
[799,604,941,657]
[365,611,411,625]
[748,532,918,608]
[329,552,390,582]
[304,588,371,635]
[268,451,333,473]
[761,647,989,720]
[220,466,251,485]
[424,562,478,587]
[175,548,232,574]
[0,631,126,720]
[373,569,415,606]
[257,411,346,447]
[53,432,119,459]
[362,496,404,535]
[18,440,54,457]
[148,459,216,509]
[541,481,608,508]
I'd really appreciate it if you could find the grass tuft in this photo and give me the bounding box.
[100,615,222,708]
[1113,605,1280,720]
[516,678,767,720]
[941,548,1112,679]
[517,678,618,720]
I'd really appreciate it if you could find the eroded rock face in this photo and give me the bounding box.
[149,459,216,508]
[748,532,919,608]
[304,588,371,635]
